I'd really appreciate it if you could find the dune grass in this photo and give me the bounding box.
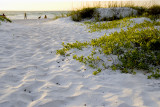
[84,17,135,32]
[70,1,160,22]
[71,7,96,22]
[70,6,160,21]
[53,12,73,20]
[53,1,159,21]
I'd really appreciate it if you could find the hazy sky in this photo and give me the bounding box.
[0,0,159,11]
[0,0,74,11]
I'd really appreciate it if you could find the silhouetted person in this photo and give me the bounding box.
[2,13,6,17]
[38,16,41,19]
[24,13,27,19]
[44,15,47,19]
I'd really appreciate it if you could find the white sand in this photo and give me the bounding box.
[0,17,160,107]
[96,7,138,20]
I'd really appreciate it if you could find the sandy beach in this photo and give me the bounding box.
[0,17,160,107]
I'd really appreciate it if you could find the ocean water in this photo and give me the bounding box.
[0,11,68,20]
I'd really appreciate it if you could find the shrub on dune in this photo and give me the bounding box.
[70,4,160,22]
[148,5,160,15]
[146,5,160,20]
[71,7,96,21]
[71,7,138,22]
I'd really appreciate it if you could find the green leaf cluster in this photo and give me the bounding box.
[56,41,89,55]
[148,69,160,79]
[73,51,101,70]
[93,68,102,75]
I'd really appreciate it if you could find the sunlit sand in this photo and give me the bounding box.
[0,7,160,107]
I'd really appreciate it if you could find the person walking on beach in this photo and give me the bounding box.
[44,15,47,19]
[24,13,27,19]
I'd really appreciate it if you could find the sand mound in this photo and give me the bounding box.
[96,7,138,20]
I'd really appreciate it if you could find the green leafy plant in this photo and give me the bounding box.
[56,41,89,55]
[57,16,160,79]
[148,69,160,79]
[93,68,102,75]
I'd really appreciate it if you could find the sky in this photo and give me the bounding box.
[0,0,74,11]
[0,0,159,11]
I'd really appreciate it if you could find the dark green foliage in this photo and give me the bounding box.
[141,5,160,20]
[148,5,160,15]
[148,69,160,79]
[71,7,96,22]
[100,15,121,21]
[150,41,160,50]
[119,49,149,70]
[133,5,160,20]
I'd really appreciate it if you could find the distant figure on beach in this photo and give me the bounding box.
[38,16,41,19]
[44,15,47,19]
[0,13,6,17]
[2,13,6,17]
[24,13,27,19]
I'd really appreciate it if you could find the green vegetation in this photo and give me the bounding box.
[147,5,160,20]
[70,7,135,22]
[85,19,160,32]
[57,18,160,79]
[0,16,12,24]
[57,3,160,78]
[131,5,160,20]
[53,12,73,20]
[84,17,134,32]
[148,5,160,16]
[56,41,89,55]
[70,4,160,22]
[71,7,96,21]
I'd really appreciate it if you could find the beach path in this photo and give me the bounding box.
[0,18,160,107]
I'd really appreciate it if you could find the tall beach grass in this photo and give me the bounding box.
[70,0,160,22]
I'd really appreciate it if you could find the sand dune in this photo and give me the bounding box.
[0,17,160,107]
